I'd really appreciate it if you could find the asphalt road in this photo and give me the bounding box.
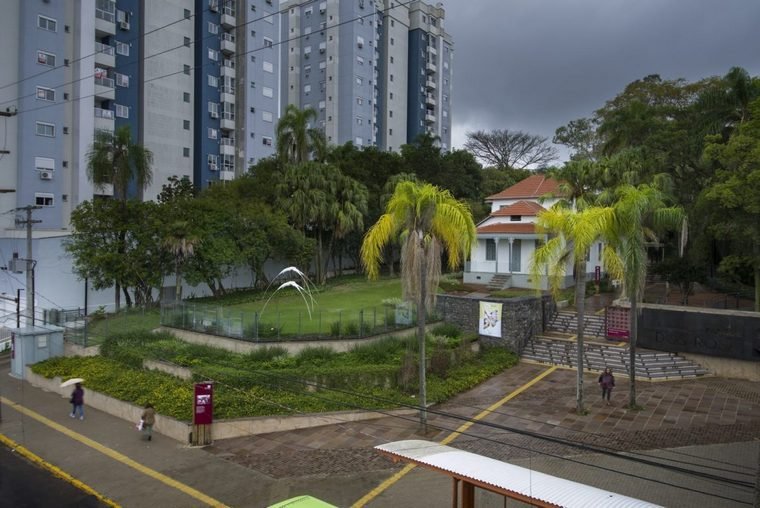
[0,444,107,508]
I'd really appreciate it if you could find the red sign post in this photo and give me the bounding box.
[191,382,213,445]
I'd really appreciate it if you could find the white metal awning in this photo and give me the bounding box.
[375,440,662,508]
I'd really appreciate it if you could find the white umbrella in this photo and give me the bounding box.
[60,378,84,388]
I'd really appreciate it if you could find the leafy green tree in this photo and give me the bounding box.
[361,181,475,426]
[553,117,601,161]
[701,97,760,310]
[531,206,620,414]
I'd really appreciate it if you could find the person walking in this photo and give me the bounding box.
[598,367,615,405]
[70,383,85,420]
[141,403,156,441]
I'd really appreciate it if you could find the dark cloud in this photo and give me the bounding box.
[444,0,760,160]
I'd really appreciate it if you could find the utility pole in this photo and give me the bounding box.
[15,206,41,326]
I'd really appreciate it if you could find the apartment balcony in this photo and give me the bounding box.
[221,6,235,29]
[425,78,437,90]
[427,45,437,56]
[220,137,235,156]
[220,86,235,105]
[94,75,115,100]
[94,107,114,131]
[221,33,236,55]
[425,112,436,124]
[426,62,437,74]
[425,94,436,107]
[220,169,235,181]
[220,111,235,131]
[95,4,116,36]
[94,42,115,68]
[221,59,235,78]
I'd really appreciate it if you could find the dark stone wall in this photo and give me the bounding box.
[436,295,552,354]
[639,305,760,361]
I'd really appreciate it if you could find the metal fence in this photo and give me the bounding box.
[160,301,421,341]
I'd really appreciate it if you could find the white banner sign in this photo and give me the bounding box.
[479,301,502,338]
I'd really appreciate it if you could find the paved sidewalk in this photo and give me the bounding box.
[2,356,760,507]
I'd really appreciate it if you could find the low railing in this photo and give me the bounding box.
[95,41,115,56]
[95,76,115,88]
[94,107,114,119]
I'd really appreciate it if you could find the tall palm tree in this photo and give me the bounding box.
[86,126,153,201]
[531,206,621,414]
[606,184,684,407]
[361,181,475,426]
[86,125,153,310]
[164,220,200,302]
[275,105,323,164]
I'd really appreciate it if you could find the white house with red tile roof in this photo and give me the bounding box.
[464,175,604,290]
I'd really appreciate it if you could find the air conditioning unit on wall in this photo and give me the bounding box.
[120,21,130,30]
[40,170,53,180]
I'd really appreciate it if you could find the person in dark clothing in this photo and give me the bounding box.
[70,383,85,420]
[598,367,615,405]
[141,403,156,441]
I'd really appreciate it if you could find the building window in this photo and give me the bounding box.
[184,8,191,19]
[183,120,190,130]
[510,240,522,271]
[183,147,190,157]
[35,157,55,173]
[208,154,219,169]
[357,97,363,105]
[36,87,55,101]
[115,73,129,87]
[115,104,129,118]
[184,36,191,47]
[262,86,273,98]
[262,136,273,146]
[208,48,218,61]
[183,64,191,75]
[208,127,218,139]
[485,239,496,261]
[356,117,363,125]
[389,110,393,118]
[37,15,57,32]
[357,36,364,48]
[389,128,393,136]
[262,111,273,122]
[390,37,394,45]
[304,84,311,94]
[390,56,394,64]
[263,61,273,73]
[35,193,54,207]
[390,74,393,82]
[208,101,219,117]
[355,137,363,146]
[37,51,56,67]
[35,122,55,137]
[357,56,364,65]
[389,92,394,100]
[116,42,129,56]
[355,76,363,85]
[208,22,218,34]
[263,37,273,48]
[183,92,191,102]
[208,75,218,88]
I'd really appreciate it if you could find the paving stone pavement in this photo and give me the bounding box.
[206,362,760,484]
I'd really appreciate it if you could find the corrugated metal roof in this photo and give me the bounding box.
[375,440,662,508]
[486,175,563,201]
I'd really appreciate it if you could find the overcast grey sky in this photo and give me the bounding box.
[442,0,760,161]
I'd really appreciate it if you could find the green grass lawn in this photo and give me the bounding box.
[86,276,406,342]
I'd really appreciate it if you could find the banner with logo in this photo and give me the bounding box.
[479,301,502,338]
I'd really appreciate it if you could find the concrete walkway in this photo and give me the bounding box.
[2,355,760,507]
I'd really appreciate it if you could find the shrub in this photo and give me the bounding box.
[431,323,461,340]
[329,321,342,337]
[246,346,288,363]
[343,321,360,336]
[296,346,336,365]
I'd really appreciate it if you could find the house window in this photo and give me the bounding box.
[486,239,496,261]
[36,87,55,101]
[35,122,55,137]
[37,15,57,32]
[35,193,54,207]
[37,51,56,67]
[510,215,521,222]
[510,240,522,272]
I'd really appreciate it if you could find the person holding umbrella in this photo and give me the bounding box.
[70,382,85,420]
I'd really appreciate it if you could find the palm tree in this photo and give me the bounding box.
[606,184,684,408]
[361,181,475,426]
[164,220,200,302]
[531,206,620,414]
[86,125,153,310]
[86,126,153,201]
[275,105,323,164]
